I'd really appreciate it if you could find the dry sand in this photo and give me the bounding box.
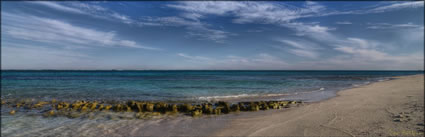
[214,74,424,136]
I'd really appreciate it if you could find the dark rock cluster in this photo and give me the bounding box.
[1,99,303,119]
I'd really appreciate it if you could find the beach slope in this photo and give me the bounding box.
[215,74,424,136]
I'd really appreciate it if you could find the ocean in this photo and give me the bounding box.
[1,70,423,136]
[1,70,423,102]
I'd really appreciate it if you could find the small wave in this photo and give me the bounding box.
[197,94,260,101]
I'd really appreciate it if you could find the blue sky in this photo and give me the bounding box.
[1,1,424,70]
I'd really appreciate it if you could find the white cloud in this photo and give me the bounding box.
[167,1,326,24]
[288,49,319,59]
[335,21,352,25]
[29,1,85,14]
[2,12,159,50]
[30,1,135,25]
[140,16,233,43]
[176,53,288,70]
[367,22,423,29]
[369,1,424,13]
[275,39,320,58]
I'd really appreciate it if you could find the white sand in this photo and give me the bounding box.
[215,74,424,136]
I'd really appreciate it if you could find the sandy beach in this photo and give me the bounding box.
[214,74,424,136]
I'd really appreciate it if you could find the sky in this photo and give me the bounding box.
[1,1,424,70]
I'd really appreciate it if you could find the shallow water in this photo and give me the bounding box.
[1,71,423,136]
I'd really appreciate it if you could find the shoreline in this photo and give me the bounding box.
[1,74,423,136]
[213,74,424,136]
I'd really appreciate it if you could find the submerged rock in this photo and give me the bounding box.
[9,110,16,115]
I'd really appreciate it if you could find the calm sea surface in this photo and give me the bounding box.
[1,70,422,102]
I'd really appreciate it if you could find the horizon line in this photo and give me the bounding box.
[1,69,424,71]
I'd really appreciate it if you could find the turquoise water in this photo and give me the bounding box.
[1,70,422,102]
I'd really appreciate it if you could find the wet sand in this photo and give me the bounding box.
[214,74,424,136]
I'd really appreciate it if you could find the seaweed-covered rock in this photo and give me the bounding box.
[125,105,132,112]
[217,101,231,113]
[145,103,154,112]
[181,104,193,112]
[43,110,55,117]
[9,110,16,115]
[136,103,144,112]
[98,104,104,110]
[213,107,222,115]
[249,104,260,111]
[170,104,178,113]
[114,104,123,112]
[191,110,202,117]
[231,104,240,112]
[89,102,98,110]
[104,105,112,111]
[33,101,49,109]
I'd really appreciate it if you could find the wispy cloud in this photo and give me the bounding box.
[30,1,135,25]
[274,39,320,58]
[176,53,288,70]
[168,1,325,24]
[323,1,424,16]
[367,22,423,29]
[2,12,159,50]
[336,21,352,25]
[369,1,424,13]
[140,16,233,43]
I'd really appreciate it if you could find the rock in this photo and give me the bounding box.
[231,104,240,112]
[260,103,269,110]
[170,104,178,113]
[33,101,49,109]
[125,105,132,112]
[89,102,98,110]
[104,105,112,111]
[156,102,168,112]
[204,107,213,114]
[394,114,404,118]
[250,104,260,111]
[191,110,202,117]
[81,106,88,112]
[43,110,55,117]
[98,104,104,110]
[217,101,231,113]
[9,110,16,115]
[114,104,123,112]
[181,104,193,112]
[72,102,82,110]
[213,108,221,115]
[128,100,136,107]
[393,118,403,122]
[238,103,247,111]
[145,103,154,112]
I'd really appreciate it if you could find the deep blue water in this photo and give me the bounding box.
[1,70,423,102]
